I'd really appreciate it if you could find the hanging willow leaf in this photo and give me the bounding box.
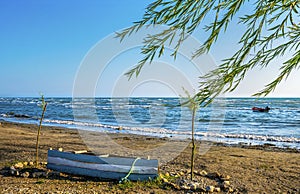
[116,0,300,105]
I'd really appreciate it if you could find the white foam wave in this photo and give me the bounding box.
[44,119,174,134]
[43,119,300,144]
[0,113,8,117]
[198,132,300,143]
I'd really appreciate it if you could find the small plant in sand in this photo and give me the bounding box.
[182,89,199,181]
[35,94,48,167]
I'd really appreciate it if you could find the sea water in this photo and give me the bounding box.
[0,97,299,149]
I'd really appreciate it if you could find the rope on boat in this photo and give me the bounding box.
[119,157,141,183]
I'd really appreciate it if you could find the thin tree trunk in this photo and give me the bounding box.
[190,106,196,181]
[35,103,47,167]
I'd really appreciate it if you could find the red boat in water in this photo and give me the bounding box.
[252,106,270,112]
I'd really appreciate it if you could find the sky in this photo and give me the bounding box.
[0,0,299,97]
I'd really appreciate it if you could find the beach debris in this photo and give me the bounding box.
[172,183,183,190]
[178,179,189,190]
[177,171,185,176]
[117,126,123,130]
[223,180,230,186]
[15,170,20,176]
[220,180,231,190]
[206,185,215,192]
[157,169,236,193]
[9,166,19,176]
[207,172,221,179]
[5,161,51,179]
[14,162,24,169]
[4,159,238,193]
[177,179,187,186]
[189,182,198,190]
[227,187,234,193]
[58,147,63,152]
[215,187,221,192]
[9,166,16,171]
[198,170,208,176]
[162,178,169,183]
[168,171,176,176]
[180,185,190,190]
[220,174,231,181]
[20,171,30,178]
[174,179,204,191]
[159,174,182,190]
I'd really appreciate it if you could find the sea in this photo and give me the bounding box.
[0,97,299,149]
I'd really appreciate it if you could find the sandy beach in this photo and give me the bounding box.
[0,121,299,193]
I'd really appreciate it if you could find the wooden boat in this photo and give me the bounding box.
[47,149,158,181]
[252,106,270,112]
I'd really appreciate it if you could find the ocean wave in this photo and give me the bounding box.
[1,97,300,148]
[199,133,300,143]
[0,113,8,117]
[44,119,174,134]
[43,119,300,144]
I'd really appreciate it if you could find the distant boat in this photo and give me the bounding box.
[47,149,158,181]
[252,106,270,112]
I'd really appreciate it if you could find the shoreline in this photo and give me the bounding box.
[1,119,300,152]
[1,121,300,193]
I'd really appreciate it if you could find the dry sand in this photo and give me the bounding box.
[0,121,299,193]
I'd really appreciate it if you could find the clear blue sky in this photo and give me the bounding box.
[0,1,299,97]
